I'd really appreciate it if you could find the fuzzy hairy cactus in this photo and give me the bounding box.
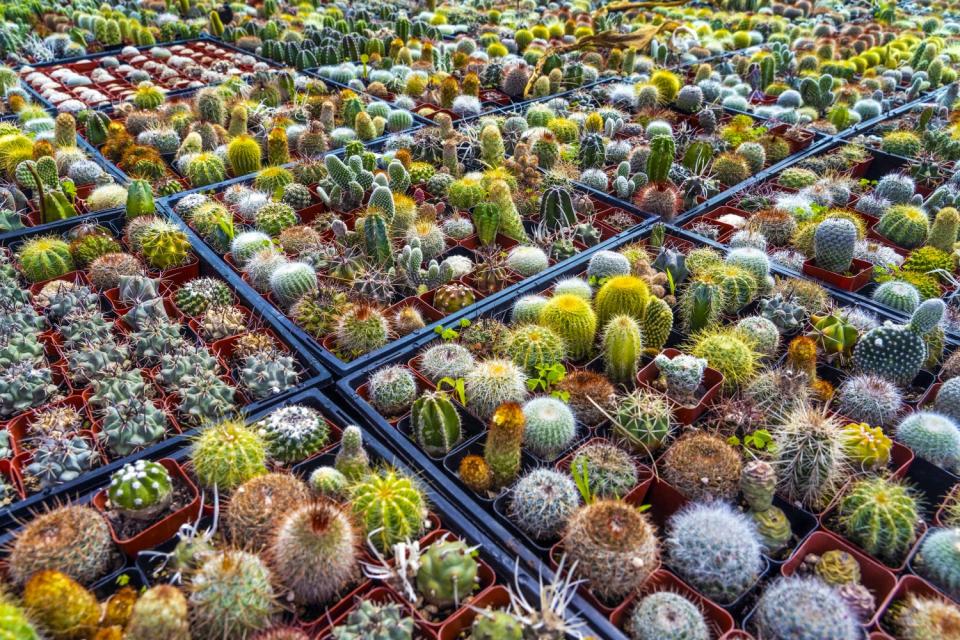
[895,411,960,473]
[508,468,579,541]
[189,551,277,639]
[754,577,859,640]
[814,218,857,273]
[625,591,709,640]
[662,433,742,501]
[22,570,99,639]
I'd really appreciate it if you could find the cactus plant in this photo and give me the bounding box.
[625,591,709,640]
[351,468,426,551]
[107,460,173,520]
[895,411,960,473]
[754,577,859,640]
[191,420,268,492]
[411,391,462,456]
[521,396,577,460]
[836,476,919,563]
[853,299,944,386]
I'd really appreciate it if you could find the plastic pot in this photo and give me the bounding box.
[801,258,873,292]
[875,575,947,637]
[92,458,201,557]
[436,585,510,640]
[780,530,897,627]
[636,348,724,424]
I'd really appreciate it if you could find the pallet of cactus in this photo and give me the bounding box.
[77,69,417,192]
[0,102,135,235]
[166,122,647,372]
[475,83,806,220]
[0,210,323,527]
[853,93,960,166]
[19,39,278,113]
[0,389,597,640]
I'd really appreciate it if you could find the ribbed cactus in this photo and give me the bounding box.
[350,468,426,551]
[411,391,462,456]
[22,570,99,640]
[191,420,268,492]
[484,402,525,489]
[107,460,173,520]
[646,134,675,184]
[415,537,479,608]
[837,476,919,563]
[190,551,277,639]
[603,314,643,384]
[539,294,597,361]
[331,600,415,639]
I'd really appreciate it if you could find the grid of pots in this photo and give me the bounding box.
[0,106,132,237]
[471,80,819,220]
[336,222,960,639]
[850,93,960,169]
[0,209,325,531]
[0,388,597,640]
[678,137,960,338]
[74,71,426,196]
[18,39,281,113]
[163,126,653,375]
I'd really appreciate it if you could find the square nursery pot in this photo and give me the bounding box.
[311,586,436,639]
[92,458,202,557]
[636,348,724,424]
[436,585,511,640]
[781,530,897,627]
[610,569,735,639]
[801,258,873,292]
[876,575,948,637]
[721,633,755,640]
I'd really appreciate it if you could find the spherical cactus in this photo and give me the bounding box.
[269,261,318,308]
[873,280,921,313]
[895,411,960,474]
[22,570,100,640]
[226,135,262,176]
[367,365,417,417]
[662,432,742,501]
[464,358,528,420]
[225,473,310,551]
[138,220,190,270]
[189,550,277,639]
[8,505,113,587]
[935,377,960,423]
[503,323,566,376]
[891,592,960,639]
[814,549,862,586]
[416,537,479,608]
[184,152,227,187]
[587,250,631,281]
[471,609,523,640]
[834,374,903,428]
[563,499,659,602]
[330,599,415,639]
[666,502,763,603]
[191,420,268,492]
[841,422,892,471]
[875,174,916,204]
[625,591,710,640]
[459,454,493,494]
[308,466,349,500]
[521,396,577,460]
[754,577,860,640]
[505,245,549,277]
[881,131,922,157]
[17,236,74,283]
[875,205,930,249]
[595,275,649,327]
[916,527,960,599]
[814,217,857,273]
[539,294,597,361]
[417,343,476,383]
[736,315,781,356]
[269,502,360,605]
[511,294,549,324]
[350,468,427,551]
[106,460,173,520]
[335,305,389,359]
[614,388,675,454]
[255,404,330,464]
[837,476,919,563]
[125,585,190,640]
[433,282,476,313]
[689,328,758,391]
[255,202,298,237]
[569,441,638,499]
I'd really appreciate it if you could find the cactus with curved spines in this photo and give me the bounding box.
[107,460,173,520]
[895,411,960,473]
[563,499,659,602]
[191,419,268,493]
[773,402,850,511]
[853,299,944,386]
[834,374,903,428]
[754,577,860,640]
[225,474,310,551]
[125,585,190,640]
[503,323,566,376]
[814,217,857,273]
[603,314,643,385]
[626,591,709,640]
[21,570,99,639]
[176,374,238,425]
[876,205,930,249]
[662,433,742,502]
[521,396,577,460]
[508,468,580,540]
[190,550,277,639]
[841,422,892,471]
[227,135,262,176]
[351,468,426,552]
[594,275,649,328]
[891,592,960,639]
[687,327,759,391]
[411,391,462,456]
[838,476,919,563]
[7,505,112,587]
[614,387,674,454]
[139,220,190,270]
[334,305,389,360]
[539,294,597,361]
[415,537,480,608]
[269,501,360,605]
[367,365,417,418]
[16,236,74,283]
[667,501,764,603]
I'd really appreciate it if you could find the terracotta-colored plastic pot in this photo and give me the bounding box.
[436,586,510,640]
[92,458,201,557]
[875,575,948,636]
[802,257,873,292]
[636,348,724,424]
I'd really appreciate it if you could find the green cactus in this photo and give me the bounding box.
[411,391,462,456]
[814,218,857,273]
[415,537,479,608]
[350,468,426,551]
[106,460,173,521]
[837,476,919,563]
[603,314,643,384]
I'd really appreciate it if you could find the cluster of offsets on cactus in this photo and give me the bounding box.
[7,0,960,638]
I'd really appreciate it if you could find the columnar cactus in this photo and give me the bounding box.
[411,391,462,456]
[813,218,857,273]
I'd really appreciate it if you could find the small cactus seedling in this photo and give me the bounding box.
[415,537,480,609]
[107,460,173,521]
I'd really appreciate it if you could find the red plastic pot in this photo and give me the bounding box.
[0,457,25,503]
[636,348,724,424]
[802,257,873,292]
[876,575,947,636]
[610,569,735,639]
[780,530,896,627]
[436,586,510,640]
[720,632,755,640]
[92,458,201,557]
